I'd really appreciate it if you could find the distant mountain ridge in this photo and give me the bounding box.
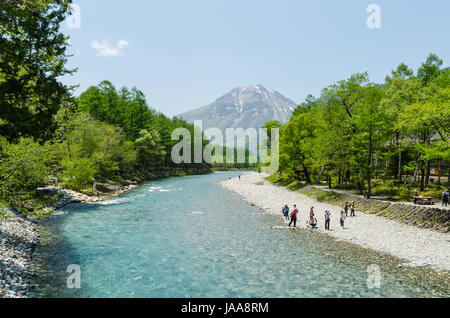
[179,85,296,131]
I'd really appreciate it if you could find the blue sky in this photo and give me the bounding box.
[62,0,450,117]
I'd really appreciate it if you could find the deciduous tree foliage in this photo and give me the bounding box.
[271,54,450,198]
[77,81,209,169]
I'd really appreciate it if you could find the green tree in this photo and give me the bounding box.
[278,106,323,184]
[0,136,50,210]
[135,129,166,167]
[57,112,137,189]
[351,85,385,197]
[381,72,423,183]
[417,53,443,86]
[385,63,414,83]
[0,0,74,141]
[261,120,281,150]
[397,70,450,187]
[319,73,370,187]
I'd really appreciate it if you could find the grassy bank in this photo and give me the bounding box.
[267,173,447,201]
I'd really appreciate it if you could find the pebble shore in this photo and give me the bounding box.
[0,213,39,298]
[220,172,450,272]
[40,184,139,209]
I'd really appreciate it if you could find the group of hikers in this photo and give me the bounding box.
[281,201,357,230]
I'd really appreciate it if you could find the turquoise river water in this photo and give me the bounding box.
[30,172,449,297]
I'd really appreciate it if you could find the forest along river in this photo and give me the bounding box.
[30,172,449,297]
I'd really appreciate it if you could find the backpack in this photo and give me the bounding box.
[291,209,297,218]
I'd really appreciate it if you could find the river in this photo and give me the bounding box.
[29,172,449,297]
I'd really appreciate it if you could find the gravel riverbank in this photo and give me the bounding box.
[220,172,450,272]
[0,213,39,298]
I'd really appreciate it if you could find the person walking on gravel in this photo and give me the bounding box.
[325,210,331,230]
[340,210,345,228]
[288,205,298,227]
[283,204,290,219]
[350,201,355,217]
[309,207,315,218]
[344,202,349,217]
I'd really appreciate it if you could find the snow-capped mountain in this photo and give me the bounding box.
[179,85,296,131]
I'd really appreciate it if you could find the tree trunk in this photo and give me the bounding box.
[383,158,389,181]
[303,165,312,184]
[328,175,332,189]
[374,158,379,180]
[67,139,72,160]
[420,165,425,191]
[317,164,325,183]
[294,169,301,182]
[398,150,402,188]
[425,161,430,186]
[367,129,373,198]
[356,180,363,194]
[394,133,400,180]
[409,159,419,190]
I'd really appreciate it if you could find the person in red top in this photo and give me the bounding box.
[288,205,298,227]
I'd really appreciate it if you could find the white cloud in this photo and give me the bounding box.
[117,40,129,49]
[91,40,129,57]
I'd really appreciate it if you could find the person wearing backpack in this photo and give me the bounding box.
[350,201,355,217]
[283,204,290,219]
[288,205,298,227]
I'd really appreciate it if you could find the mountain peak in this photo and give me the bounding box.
[180,85,296,131]
[229,84,272,95]
[234,84,266,91]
